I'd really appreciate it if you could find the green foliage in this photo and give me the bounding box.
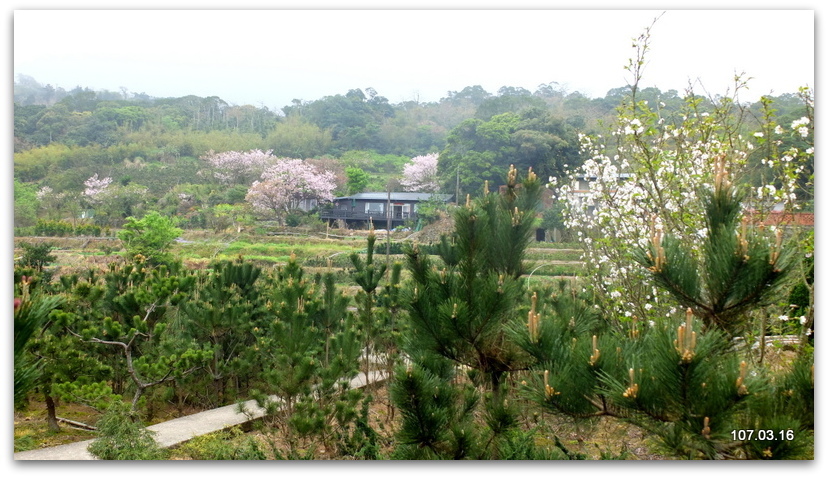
[52,380,121,412]
[87,401,168,460]
[265,115,332,158]
[345,166,370,195]
[251,254,364,454]
[14,280,63,406]
[391,359,554,460]
[390,361,480,459]
[335,395,385,459]
[69,259,208,410]
[31,220,103,237]
[438,110,581,195]
[736,350,814,460]
[176,427,266,460]
[14,178,39,228]
[540,201,574,241]
[635,168,791,336]
[33,219,73,237]
[17,242,57,272]
[256,257,325,411]
[339,150,409,178]
[402,166,542,394]
[609,318,754,458]
[20,273,114,429]
[412,195,449,226]
[12,41,817,462]
[349,232,388,381]
[117,211,182,265]
[511,280,608,418]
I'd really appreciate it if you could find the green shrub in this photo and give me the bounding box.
[87,401,168,460]
[117,211,182,265]
[176,428,266,460]
[34,219,73,237]
[17,242,57,273]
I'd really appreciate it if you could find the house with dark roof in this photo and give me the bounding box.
[319,192,454,228]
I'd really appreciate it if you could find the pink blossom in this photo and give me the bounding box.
[245,158,336,217]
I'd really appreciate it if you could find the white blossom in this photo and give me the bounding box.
[36,186,53,201]
[791,117,810,129]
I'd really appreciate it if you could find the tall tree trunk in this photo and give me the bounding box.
[44,392,60,432]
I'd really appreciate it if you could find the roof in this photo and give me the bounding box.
[747,211,814,227]
[573,173,634,180]
[334,192,454,202]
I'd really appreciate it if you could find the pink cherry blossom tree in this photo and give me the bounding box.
[245,158,337,220]
[400,153,440,193]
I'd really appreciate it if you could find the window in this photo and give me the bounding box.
[365,202,384,214]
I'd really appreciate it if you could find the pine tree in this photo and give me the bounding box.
[374,261,405,419]
[252,254,363,456]
[14,277,62,407]
[24,273,113,430]
[349,231,387,386]
[178,257,265,404]
[255,255,325,417]
[635,156,791,336]
[318,269,353,366]
[390,358,480,459]
[391,166,552,459]
[402,165,542,395]
[738,350,814,459]
[68,259,209,412]
[512,280,617,419]
[603,309,758,459]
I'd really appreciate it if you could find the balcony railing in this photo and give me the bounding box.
[319,209,417,222]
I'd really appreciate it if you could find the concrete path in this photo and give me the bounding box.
[14,370,390,461]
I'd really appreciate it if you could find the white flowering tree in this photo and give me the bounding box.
[36,186,66,221]
[83,174,148,226]
[400,153,440,193]
[200,149,274,185]
[749,93,815,342]
[83,174,113,205]
[245,158,336,220]
[558,23,814,334]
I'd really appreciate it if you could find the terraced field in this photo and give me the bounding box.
[14,230,585,289]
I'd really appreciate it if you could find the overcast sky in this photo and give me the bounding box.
[12,6,815,110]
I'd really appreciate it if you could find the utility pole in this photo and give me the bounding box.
[455,164,461,204]
[386,186,391,268]
[385,179,398,270]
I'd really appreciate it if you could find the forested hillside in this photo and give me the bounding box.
[13,74,811,232]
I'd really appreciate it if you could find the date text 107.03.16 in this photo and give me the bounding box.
[731,429,795,441]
